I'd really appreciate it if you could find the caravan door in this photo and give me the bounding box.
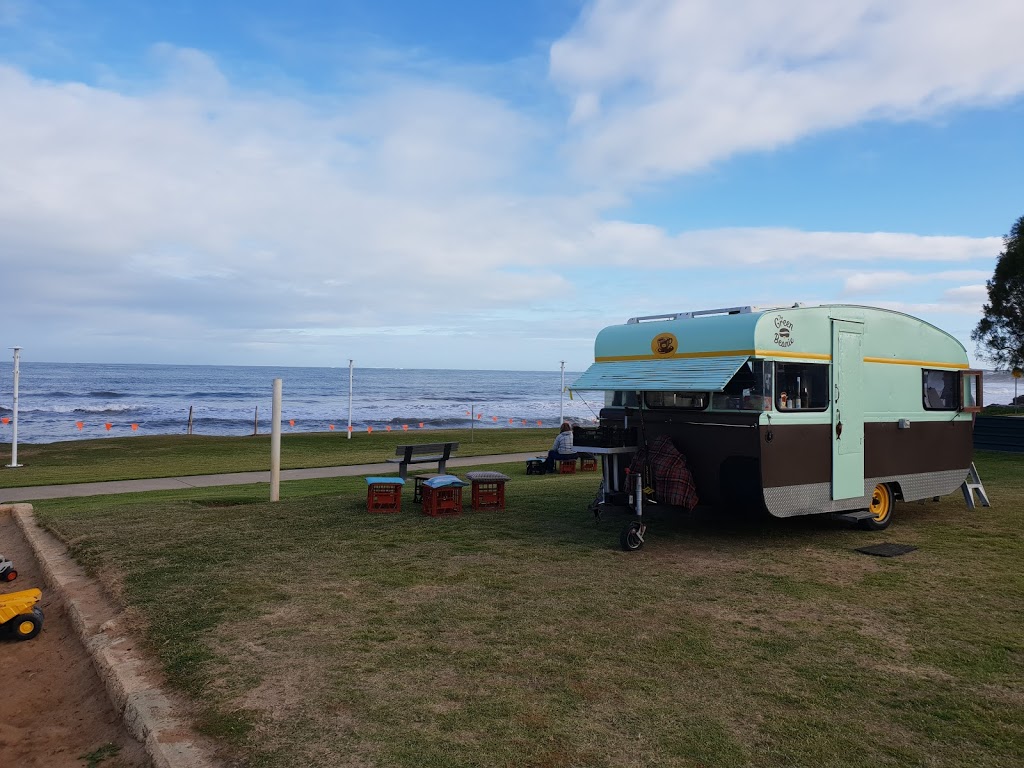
[831,319,865,500]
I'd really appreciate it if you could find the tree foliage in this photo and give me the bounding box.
[972,214,1024,369]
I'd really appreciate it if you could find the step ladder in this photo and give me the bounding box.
[961,462,990,509]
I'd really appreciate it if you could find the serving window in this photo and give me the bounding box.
[644,391,708,410]
[923,369,958,410]
[774,362,829,411]
[710,360,771,411]
[606,390,640,407]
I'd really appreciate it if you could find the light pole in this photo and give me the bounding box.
[271,378,282,501]
[1011,366,1019,415]
[347,359,354,439]
[560,360,565,425]
[6,347,22,468]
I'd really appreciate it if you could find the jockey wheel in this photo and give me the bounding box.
[620,521,645,551]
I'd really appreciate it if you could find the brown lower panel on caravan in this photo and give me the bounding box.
[597,410,973,516]
[760,419,973,517]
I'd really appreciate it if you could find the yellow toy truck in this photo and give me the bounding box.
[1,588,43,641]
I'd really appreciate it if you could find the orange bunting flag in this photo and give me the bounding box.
[492,416,498,422]
[522,419,526,425]
[367,426,373,433]
[418,422,424,428]
[508,418,514,424]
[402,424,408,431]
[131,423,138,431]
[289,419,295,427]
[347,425,353,432]
[385,425,392,432]
[477,413,482,419]
[0,417,8,424]
[536,420,542,426]
[329,424,335,430]
[76,421,84,430]
[466,411,471,416]
[105,423,112,431]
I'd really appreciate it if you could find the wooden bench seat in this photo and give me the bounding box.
[387,442,459,480]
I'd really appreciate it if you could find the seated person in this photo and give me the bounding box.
[544,422,576,472]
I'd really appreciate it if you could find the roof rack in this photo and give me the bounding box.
[626,303,804,324]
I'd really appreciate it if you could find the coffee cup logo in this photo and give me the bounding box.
[651,333,678,356]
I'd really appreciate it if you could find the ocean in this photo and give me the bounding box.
[0,363,599,444]
[0,362,1019,445]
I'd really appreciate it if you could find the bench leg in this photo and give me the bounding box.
[399,464,408,481]
[438,460,447,475]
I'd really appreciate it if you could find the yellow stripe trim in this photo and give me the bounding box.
[594,349,755,363]
[593,350,967,368]
[863,356,969,369]
[755,350,832,362]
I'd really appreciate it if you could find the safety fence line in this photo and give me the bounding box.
[0,413,597,436]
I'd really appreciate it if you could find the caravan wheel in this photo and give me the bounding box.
[860,483,896,531]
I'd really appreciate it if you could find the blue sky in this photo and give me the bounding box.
[1,0,1022,370]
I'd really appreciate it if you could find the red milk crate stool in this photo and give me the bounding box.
[366,477,405,513]
[465,471,511,511]
[420,475,468,517]
[556,459,577,475]
[579,453,598,472]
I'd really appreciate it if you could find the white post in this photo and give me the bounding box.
[271,378,282,501]
[471,404,475,442]
[7,347,22,468]
[347,359,353,440]
[560,360,565,425]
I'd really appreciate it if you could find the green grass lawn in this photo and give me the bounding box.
[24,450,1024,767]
[0,428,556,487]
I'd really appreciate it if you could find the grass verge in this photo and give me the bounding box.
[0,428,555,488]
[28,450,1024,767]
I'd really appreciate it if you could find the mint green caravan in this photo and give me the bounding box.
[571,304,983,549]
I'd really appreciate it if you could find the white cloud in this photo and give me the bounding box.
[550,0,1024,183]
[842,271,917,295]
[841,268,994,296]
[0,45,1003,368]
[941,284,988,305]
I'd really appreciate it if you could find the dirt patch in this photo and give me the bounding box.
[0,513,149,768]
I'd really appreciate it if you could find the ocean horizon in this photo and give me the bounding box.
[0,361,1019,445]
[0,362,595,444]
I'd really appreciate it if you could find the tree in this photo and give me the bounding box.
[972,214,1024,369]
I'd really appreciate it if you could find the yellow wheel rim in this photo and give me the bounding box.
[870,484,891,523]
[17,620,35,636]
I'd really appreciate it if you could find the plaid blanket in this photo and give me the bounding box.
[629,434,699,510]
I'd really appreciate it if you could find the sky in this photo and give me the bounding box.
[0,0,1022,371]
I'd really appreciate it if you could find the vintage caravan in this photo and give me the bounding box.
[570,304,983,549]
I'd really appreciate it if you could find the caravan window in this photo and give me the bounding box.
[644,391,708,409]
[710,360,770,411]
[923,370,958,410]
[774,363,829,411]
[961,370,983,413]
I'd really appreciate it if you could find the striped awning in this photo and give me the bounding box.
[570,356,750,392]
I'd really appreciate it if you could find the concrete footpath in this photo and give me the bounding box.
[0,452,539,503]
